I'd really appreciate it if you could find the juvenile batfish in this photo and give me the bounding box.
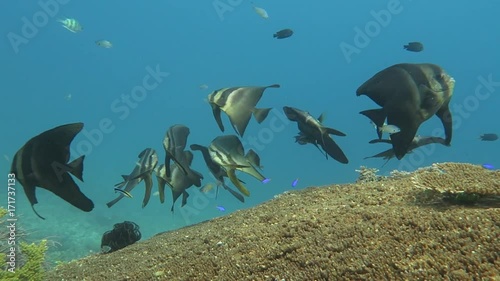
[114,188,133,198]
[58,18,83,33]
[252,3,268,19]
[96,40,113,48]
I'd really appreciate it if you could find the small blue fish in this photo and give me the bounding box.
[262,178,271,184]
[291,178,299,187]
[215,205,225,212]
[482,164,494,170]
[114,188,133,198]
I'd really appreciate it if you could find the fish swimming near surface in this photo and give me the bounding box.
[208,135,266,197]
[156,150,203,211]
[95,40,113,48]
[58,18,83,33]
[274,29,294,39]
[190,144,245,202]
[106,148,158,208]
[357,63,455,160]
[10,123,92,219]
[404,42,424,52]
[208,84,280,137]
[479,133,498,141]
[283,106,348,164]
[364,136,447,167]
[163,124,190,178]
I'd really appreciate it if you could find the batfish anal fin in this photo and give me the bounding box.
[181,191,190,208]
[227,169,250,196]
[252,108,272,124]
[67,155,85,182]
[142,175,153,208]
[51,173,94,212]
[389,123,418,160]
[319,135,348,164]
[224,185,245,203]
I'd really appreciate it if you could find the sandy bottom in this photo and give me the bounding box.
[47,162,500,280]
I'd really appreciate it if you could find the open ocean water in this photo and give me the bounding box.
[0,0,499,268]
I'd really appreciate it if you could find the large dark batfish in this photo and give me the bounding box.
[208,135,266,197]
[106,148,158,208]
[364,136,447,167]
[11,122,92,219]
[356,63,455,160]
[156,150,203,212]
[190,144,245,203]
[163,124,189,178]
[283,106,348,164]
[208,84,280,137]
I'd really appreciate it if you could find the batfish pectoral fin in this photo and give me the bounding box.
[435,102,452,145]
[142,175,153,208]
[227,169,250,196]
[210,102,225,132]
[319,134,348,164]
[156,177,166,203]
[252,108,272,123]
[360,109,386,139]
[67,155,85,182]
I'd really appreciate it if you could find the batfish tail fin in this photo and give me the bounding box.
[68,155,85,182]
[360,109,386,139]
[252,108,272,124]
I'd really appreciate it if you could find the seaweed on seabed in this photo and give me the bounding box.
[0,207,48,281]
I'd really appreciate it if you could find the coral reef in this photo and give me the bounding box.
[355,166,385,183]
[46,162,500,280]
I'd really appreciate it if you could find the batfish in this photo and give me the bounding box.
[208,135,266,197]
[208,84,280,137]
[191,144,245,203]
[283,106,348,164]
[106,148,158,208]
[163,124,190,178]
[156,150,203,212]
[356,63,455,160]
[11,122,92,219]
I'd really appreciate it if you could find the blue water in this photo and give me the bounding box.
[1,0,499,266]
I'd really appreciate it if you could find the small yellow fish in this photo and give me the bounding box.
[252,3,269,19]
[114,188,133,198]
[58,18,83,33]
[200,183,215,193]
[96,40,113,48]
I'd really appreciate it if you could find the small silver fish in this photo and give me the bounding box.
[199,84,209,90]
[372,122,400,134]
[58,18,83,33]
[114,188,133,198]
[96,40,113,48]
